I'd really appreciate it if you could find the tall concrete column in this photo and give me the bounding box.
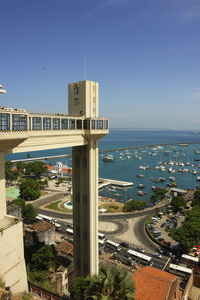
[0,152,6,219]
[72,139,99,278]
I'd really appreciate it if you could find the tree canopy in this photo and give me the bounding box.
[25,161,47,178]
[71,264,135,300]
[171,196,186,212]
[150,189,166,203]
[19,178,41,200]
[12,198,37,221]
[170,206,200,252]
[31,245,56,271]
[123,200,146,212]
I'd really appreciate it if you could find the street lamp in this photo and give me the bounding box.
[0,84,7,94]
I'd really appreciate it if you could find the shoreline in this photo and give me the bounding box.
[9,141,200,162]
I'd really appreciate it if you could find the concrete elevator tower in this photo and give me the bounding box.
[68,80,102,278]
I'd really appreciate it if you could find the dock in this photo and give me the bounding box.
[99,178,133,189]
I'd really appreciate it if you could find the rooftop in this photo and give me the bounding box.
[31,220,53,233]
[133,266,178,300]
[56,241,73,257]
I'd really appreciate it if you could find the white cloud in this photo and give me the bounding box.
[83,0,131,17]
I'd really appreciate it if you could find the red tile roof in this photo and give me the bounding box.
[133,266,178,300]
[56,241,73,257]
[32,220,53,233]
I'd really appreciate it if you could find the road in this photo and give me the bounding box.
[32,192,170,270]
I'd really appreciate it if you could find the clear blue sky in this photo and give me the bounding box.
[1,0,200,130]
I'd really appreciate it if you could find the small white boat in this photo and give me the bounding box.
[169,176,175,181]
[103,155,115,162]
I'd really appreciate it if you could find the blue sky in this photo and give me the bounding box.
[1,0,200,130]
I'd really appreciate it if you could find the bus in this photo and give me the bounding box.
[181,254,199,268]
[98,239,105,247]
[98,232,106,242]
[169,264,192,278]
[38,214,57,224]
[105,240,121,252]
[127,249,152,266]
[54,223,62,231]
[66,228,73,237]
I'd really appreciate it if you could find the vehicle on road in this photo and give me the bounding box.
[105,240,121,252]
[127,249,152,265]
[153,252,162,258]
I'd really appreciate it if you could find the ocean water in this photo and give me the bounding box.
[6,129,200,203]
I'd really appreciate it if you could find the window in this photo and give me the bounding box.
[83,120,90,129]
[0,113,10,130]
[74,86,79,95]
[69,119,75,129]
[53,118,60,130]
[43,118,51,130]
[104,120,108,129]
[91,120,95,129]
[12,114,27,130]
[61,119,68,129]
[32,117,42,130]
[76,119,82,129]
[97,120,103,129]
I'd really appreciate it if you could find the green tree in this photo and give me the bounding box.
[150,189,166,202]
[123,200,146,212]
[22,204,37,221]
[71,265,135,300]
[171,196,186,212]
[5,160,18,184]
[25,161,47,178]
[20,178,41,200]
[15,161,26,180]
[31,245,56,271]
[12,198,25,208]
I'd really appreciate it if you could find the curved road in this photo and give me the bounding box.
[32,192,166,252]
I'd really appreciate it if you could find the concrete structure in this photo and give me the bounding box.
[0,80,108,293]
[25,220,56,246]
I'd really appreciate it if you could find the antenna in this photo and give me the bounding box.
[84,55,86,81]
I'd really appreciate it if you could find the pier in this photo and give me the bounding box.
[99,178,133,189]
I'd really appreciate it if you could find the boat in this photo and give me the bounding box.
[192,170,197,175]
[195,150,200,154]
[114,193,121,197]
[137,184,145,188]
[159,177,166,182]
[169,176,175,181]
[103,155,115,162]
[196,177,200,181]
[138,190,145,196]
[137,174,144,178]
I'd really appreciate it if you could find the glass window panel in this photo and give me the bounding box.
[12,114,27,130]
[43,118,51,130]
[32,117,42,130]
[76,119,82,129]
[61,119,68,129]
[92,120,95,129]
[97,120,103,129]
[104,120,108,129]
[69,119,75,129]
[0,113,10,130]
[53,118,60,130]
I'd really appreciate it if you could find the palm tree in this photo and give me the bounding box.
[71,264,135,300]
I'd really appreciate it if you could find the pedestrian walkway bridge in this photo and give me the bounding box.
[0,108,109,153]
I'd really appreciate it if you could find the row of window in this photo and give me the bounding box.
[0,113,108,131]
